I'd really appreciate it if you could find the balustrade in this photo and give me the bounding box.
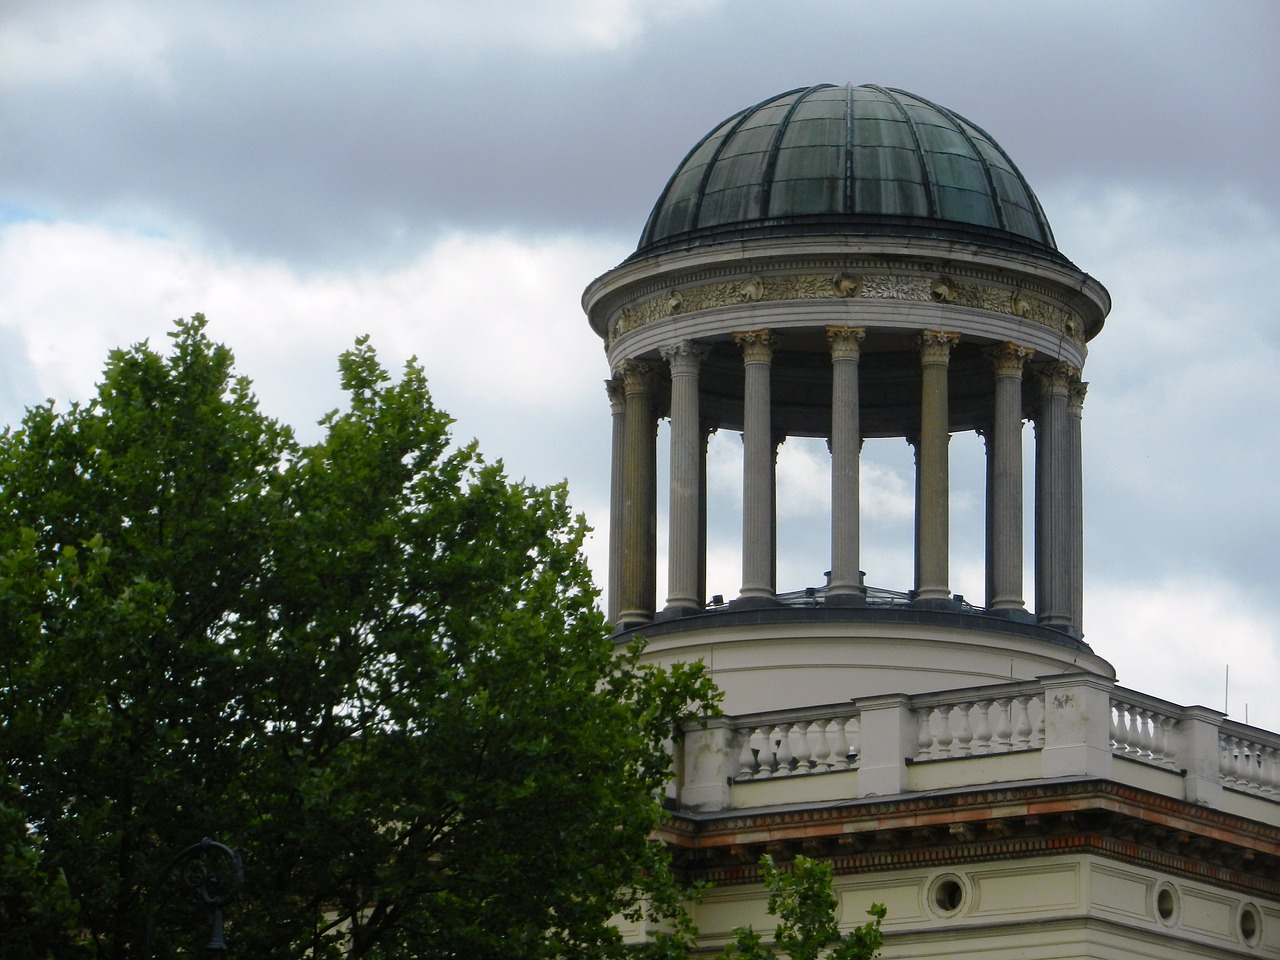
[696,680,1280,811]
[733,715,860,781]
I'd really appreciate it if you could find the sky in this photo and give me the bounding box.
[2,0,1278,728]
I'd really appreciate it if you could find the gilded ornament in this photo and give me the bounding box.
[861,274,931,301]
[832,272,861,298]
[739,277,764,302]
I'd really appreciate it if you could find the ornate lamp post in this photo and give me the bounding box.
[143,837,245,959]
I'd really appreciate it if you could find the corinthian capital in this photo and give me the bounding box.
[826,325,866,361]
[987,342,1035,378]
[1036,362,1079,397]
[605,378,625,415]
[918,330,960,365]
[1068,380,1088,416]
[659,339,711,375]
[733,329,779,363]
[617,358,661,394]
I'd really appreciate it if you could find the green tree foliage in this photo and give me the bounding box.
[0,317,717,959]
[719,856,885,960]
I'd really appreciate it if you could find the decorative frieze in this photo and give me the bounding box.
[611,269,1081,344]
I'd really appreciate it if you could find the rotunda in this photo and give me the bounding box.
[585,83,1112,712]
[584,85,1280,958]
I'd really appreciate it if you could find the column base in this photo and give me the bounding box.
[615,610,654,631]
[729,594,781,611]
[911,596,961,612]
[825,589,867,608]
[987,606,1037,624]
[655,603,702,621]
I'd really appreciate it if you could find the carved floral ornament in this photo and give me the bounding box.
[610,270,1081,344]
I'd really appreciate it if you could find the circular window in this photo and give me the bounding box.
[1239,903,1261,946]
[1154,884,1178,925]
[930,876,964,915]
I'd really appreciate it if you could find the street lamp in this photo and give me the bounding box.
[142,837,245,959]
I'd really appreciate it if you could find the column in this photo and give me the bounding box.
[1034,362,1076,627]
[605,378,625,625]
[660,340,711,615]
[916,332,959,602]
[1068,379,1088,635]
[827,325,866,602]
[697,422,714,607]
[618,359,660,627]
[734,330,779,603]
[986,343,1034,613]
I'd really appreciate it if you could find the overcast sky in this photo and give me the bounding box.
[2,0,1278,728]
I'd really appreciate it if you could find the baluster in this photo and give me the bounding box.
[1032,695,1046,749]
[972,700,994,754]
[1152,714,1174,767]
[993,698,1013,753]
[936,706,955,759]
[1218,735,1233,783]
[772,725,794,776]
[1233,742,1254,788]
[791,721,812,774]
[954,702,975,756]
[916,707,936,761]
[754,726,776,778]
[828,718,851,771]
[1109,701,1124,753]
[809,719,831,773]
[846,716,861,764]
[1012,697,1032,751]
[736,729,757,781]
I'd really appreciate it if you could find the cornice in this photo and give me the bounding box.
[658,779,1280,898]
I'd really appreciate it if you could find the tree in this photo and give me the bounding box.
[719,856,885,960]
[0,317,717,959]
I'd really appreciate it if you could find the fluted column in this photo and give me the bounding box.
[1034,362,1077,627]
[916,332,959,602]
[734,330,779,602]
[618,359,660,627]
[986,343,1034,612]
[827,325,866,602]
[697,422,714,607]
[1068,379,1088,635]
[661,340,711,615]
[605,378,625,625]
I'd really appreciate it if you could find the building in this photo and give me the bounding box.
[583,84,1280,958]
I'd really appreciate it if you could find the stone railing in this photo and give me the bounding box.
[676,673,1280,815]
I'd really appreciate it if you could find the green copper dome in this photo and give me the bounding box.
[636,83,1057,258]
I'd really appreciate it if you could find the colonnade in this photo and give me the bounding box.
[607,328,1086,637]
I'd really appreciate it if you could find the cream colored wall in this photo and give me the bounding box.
[636,619,1114,715]
[683,854,1279,958]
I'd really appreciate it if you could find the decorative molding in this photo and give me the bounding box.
[862,274,931,301]
[611,269,1080,345]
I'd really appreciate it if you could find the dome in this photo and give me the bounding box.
[636,83,1057,258]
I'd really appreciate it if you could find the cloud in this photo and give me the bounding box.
[0,219,624,498]
[1087,577,1280,733]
